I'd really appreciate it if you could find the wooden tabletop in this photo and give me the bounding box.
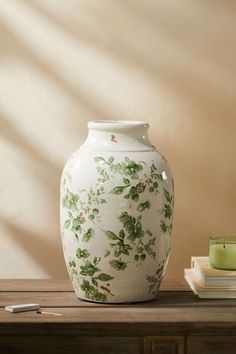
[0,279,236,337]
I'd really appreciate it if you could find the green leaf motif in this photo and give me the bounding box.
[160,220,170,233]
[128,186,139,200]
[109,259,127,270]
[67,211,73,218]
[111,186,127,195]
[144,162,163,195]
[119,211,134,225]
[108,156,114,164]
[104,249,110,257]
[69,259,76,268]
[96,156,144,180]
[76,248,90,259]
[68,258,78,279]
[114,243,132,257]
[147,261,166,294]
[104,230,119,240]
[94,157,106,164]
[104,211,156,266]
[93,257,98,264]
[119,229,125,239]
[119,212,144,241]
[123,160,143,179]
[144,238,156,259]
[80,260,100,276]
[123,178,130,185]
[83,228,95,242]
[95,273,114,281]
[77,255,114,301]
[137,200,151,212]
[92,278,98,287]
[64,219,71,229]
[163,204,172,219]
[158,187,173,232]
[164,188,172,203]
[123,182,146,202]
[72,214,86,229]
[94,156,114,166]
[80,279,107,302]
[136,182,146,193]
[62,191,79,211]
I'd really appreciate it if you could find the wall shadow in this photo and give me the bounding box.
[0,20,113,124]
[23,0,236,126]
[0,217,68,278]
[0,111,60,193]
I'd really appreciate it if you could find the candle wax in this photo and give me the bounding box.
[210,243,236,270]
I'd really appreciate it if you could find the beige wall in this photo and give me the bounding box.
[0,0,236,280]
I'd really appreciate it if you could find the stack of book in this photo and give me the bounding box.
[184,256,236,298]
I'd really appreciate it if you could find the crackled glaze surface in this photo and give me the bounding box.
[60,121,174,303]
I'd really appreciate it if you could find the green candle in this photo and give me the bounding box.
[209,237,236,270]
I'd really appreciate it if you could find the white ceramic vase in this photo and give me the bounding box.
[60,120,174,303]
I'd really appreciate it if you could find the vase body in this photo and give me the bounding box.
[60,120,174,303]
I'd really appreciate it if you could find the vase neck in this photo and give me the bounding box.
[81,120,154,152]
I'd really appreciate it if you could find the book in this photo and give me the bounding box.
[184,268,236,299]
[191,256,236,286]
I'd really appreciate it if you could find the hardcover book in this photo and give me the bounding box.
[184,268,236,299]
[191,256,236,286]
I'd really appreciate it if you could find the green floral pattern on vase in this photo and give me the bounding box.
[61,148,173,303]
[68,252,114,302]
[102,211,156,269]
[146,248,171,294]
[159,188,174,234]
[62,184,106,241]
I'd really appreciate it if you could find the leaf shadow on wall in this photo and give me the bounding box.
[0,14,115,277]
[23,0,236,117]
[0,217,66,277]
[0,113,60,193]
[0,21,112,124]
[0,113,68,277]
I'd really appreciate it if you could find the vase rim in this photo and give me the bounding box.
[88,120,149,131]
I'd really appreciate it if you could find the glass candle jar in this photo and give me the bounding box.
[209,236,236,270]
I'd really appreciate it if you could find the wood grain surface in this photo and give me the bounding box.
[0,279,236,338]
[0,279,236,354]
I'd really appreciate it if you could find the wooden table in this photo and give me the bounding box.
[0,279,236,354]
